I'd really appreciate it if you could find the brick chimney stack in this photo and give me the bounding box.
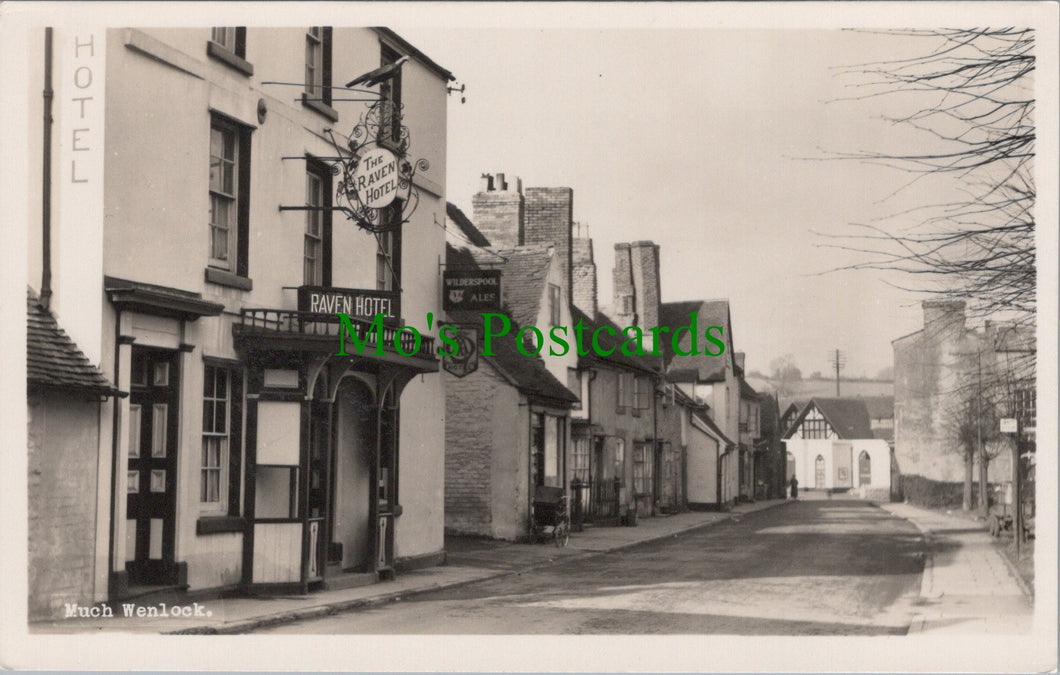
[472,172,524,249]
[572,232,597,318]
[612,240,661,353]
[524,187,574,301]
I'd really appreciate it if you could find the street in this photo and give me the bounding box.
[257,499,925,635]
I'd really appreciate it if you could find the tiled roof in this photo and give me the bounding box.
[658,300,732,383]
[483,329,579,405]
[860,395,894,420]
[470,245,553,331]
[446,201,492,248]
[570,306,661,375]
[27,288,115,394]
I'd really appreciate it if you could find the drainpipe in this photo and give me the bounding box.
[107,310,123,598]
[41,27,54,310]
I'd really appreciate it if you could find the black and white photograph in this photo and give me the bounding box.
[1,1,1056,672]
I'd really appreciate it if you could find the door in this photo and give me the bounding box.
[833,442,853,488]
[814,455,826,489]
[306,400,329,582]
[126,348,180,585]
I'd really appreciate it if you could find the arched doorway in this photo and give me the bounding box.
[858,450,871,486]
[786,452,796,483]
[814,455,826,489]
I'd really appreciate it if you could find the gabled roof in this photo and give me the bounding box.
[27,288,117,396]
[658,300,733,383]
[784,397,874,440]
[446,202,492,248]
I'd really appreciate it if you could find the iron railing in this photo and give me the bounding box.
[237,308,435,357]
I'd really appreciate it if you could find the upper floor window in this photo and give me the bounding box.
[375,205,402,292]
[802,417,831,439]
[379,44,403,146]
[548,284,561,326]
[208,27,253,76]
[304,28,335,118]
[304,159,332,287]
[208,115,251,277]
[211,27,244,56]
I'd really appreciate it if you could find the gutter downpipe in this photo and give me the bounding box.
[41,27,54,310]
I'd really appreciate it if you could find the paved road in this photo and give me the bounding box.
[257,499,925,634]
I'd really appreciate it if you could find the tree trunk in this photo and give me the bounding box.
[962,453,973,511]
[978,453,989,518]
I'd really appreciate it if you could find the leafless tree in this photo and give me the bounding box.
[824,28,1036,333]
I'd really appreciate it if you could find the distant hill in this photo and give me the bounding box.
[745,376,893,411]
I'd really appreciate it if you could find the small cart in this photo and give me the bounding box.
[529,485,570,547]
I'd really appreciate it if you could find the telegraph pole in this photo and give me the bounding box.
[831,349,846,396]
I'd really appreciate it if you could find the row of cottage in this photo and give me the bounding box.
[23,25,895,621]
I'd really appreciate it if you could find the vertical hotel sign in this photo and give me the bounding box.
[56,28,105,363]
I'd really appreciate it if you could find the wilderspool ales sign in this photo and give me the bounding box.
[443,270,501,312]
[299,286,400,320]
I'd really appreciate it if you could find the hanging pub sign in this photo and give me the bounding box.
[352,146,402,209]
[298,286,400,321]
[442,325,480,378]
[443,270,502,312]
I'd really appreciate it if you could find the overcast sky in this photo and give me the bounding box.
[395,24,966,378]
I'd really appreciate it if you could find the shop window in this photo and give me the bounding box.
[208,114,251,280]
[544,415,560,487]
[201,363,243,514]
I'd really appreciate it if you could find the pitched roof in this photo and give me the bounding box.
[658,300,732,383]
[739,377,758,399]
[691,409,735,448]
[785,397,874,440]
[860,395,894,420]
[570,305,661,375]
[481,328,580,406]
[471,245,553,331]
[446,202,492,248]
[27,288,116,395]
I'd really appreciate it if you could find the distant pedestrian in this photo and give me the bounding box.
[789,475,798,499]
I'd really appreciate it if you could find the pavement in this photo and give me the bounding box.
[879,501,1033,634]
[32,498,791,635]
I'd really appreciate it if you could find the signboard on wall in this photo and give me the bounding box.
[442,270,501,311]
[442,325,479,378]
[298,286,400,320]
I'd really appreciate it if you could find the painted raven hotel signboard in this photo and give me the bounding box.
[298,286,400,321]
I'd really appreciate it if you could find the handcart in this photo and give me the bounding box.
[529,485,570,547]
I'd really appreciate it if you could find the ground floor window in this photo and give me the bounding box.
[201,362,243,513]
[632,442,653,496]
[531,413,564,488]
[572,437,590,484]
[815,454,826,488]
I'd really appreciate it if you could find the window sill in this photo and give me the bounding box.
[205,267,253,291]
[196,515,245,535]
[206,41,254,76]
[301,94,339,122]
